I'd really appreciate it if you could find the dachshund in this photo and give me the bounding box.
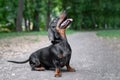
[8,12,75,77]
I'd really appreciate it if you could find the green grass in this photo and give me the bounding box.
[0,29,76,39]
[0,31,47,39]
[66,29,76,34]
[96,30,120,38]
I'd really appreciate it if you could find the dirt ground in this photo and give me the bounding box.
[0,32,120,80]
[0,35,49,59]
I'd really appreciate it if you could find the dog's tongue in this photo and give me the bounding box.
[60,18,73,29]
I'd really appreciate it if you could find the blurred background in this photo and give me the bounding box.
[0,0,120,32]
[0,1,120,80]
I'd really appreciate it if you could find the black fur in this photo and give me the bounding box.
[8,40,71,70]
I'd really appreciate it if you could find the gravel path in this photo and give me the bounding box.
[0,32,120,80]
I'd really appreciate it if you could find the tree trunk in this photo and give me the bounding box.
[46,0,51,30]
[32,0,40,31]
[16,0,24,32]
[24,18,30,31]
[32,10,39,31]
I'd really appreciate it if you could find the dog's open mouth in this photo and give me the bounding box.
[60,18,73,29]
[57,12,73,29]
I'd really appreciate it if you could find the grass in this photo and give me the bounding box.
[66,29,76,34]
[0,31,47,39]
[0,29,76,39]
[96,30,120,38]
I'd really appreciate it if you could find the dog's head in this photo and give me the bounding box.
[48,11,73,43]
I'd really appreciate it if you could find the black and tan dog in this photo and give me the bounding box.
[8,12,75,77]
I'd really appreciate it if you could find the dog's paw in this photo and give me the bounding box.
[67,68,76,72]
[66,65,76,72]
[54,73,61,77]
[34,67,45,71]
[54,68,61,77]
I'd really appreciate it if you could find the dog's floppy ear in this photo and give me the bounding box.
[48,18,59,41]
[48,26,60,41]
[48,27,54,41]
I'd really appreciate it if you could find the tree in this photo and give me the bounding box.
[46,0,51,30]
[32,0,40,31]
[1,0,120,32]
[23,0,31,31]
[16,0,24,32]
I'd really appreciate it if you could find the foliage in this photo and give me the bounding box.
[0,0,17,31]
[96,30,120,37]
[65,0,120,30]
[0,0,120,32]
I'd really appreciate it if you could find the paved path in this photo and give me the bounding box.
[0,32,120,80]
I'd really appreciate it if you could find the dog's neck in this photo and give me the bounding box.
[51,28,68,44]
[56,28,68,41]
[59,30,66,39]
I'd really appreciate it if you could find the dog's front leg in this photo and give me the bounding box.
[66,56,75,72]
[66,64,75,72]
[55,68,61,77]
[53,60,61,77]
